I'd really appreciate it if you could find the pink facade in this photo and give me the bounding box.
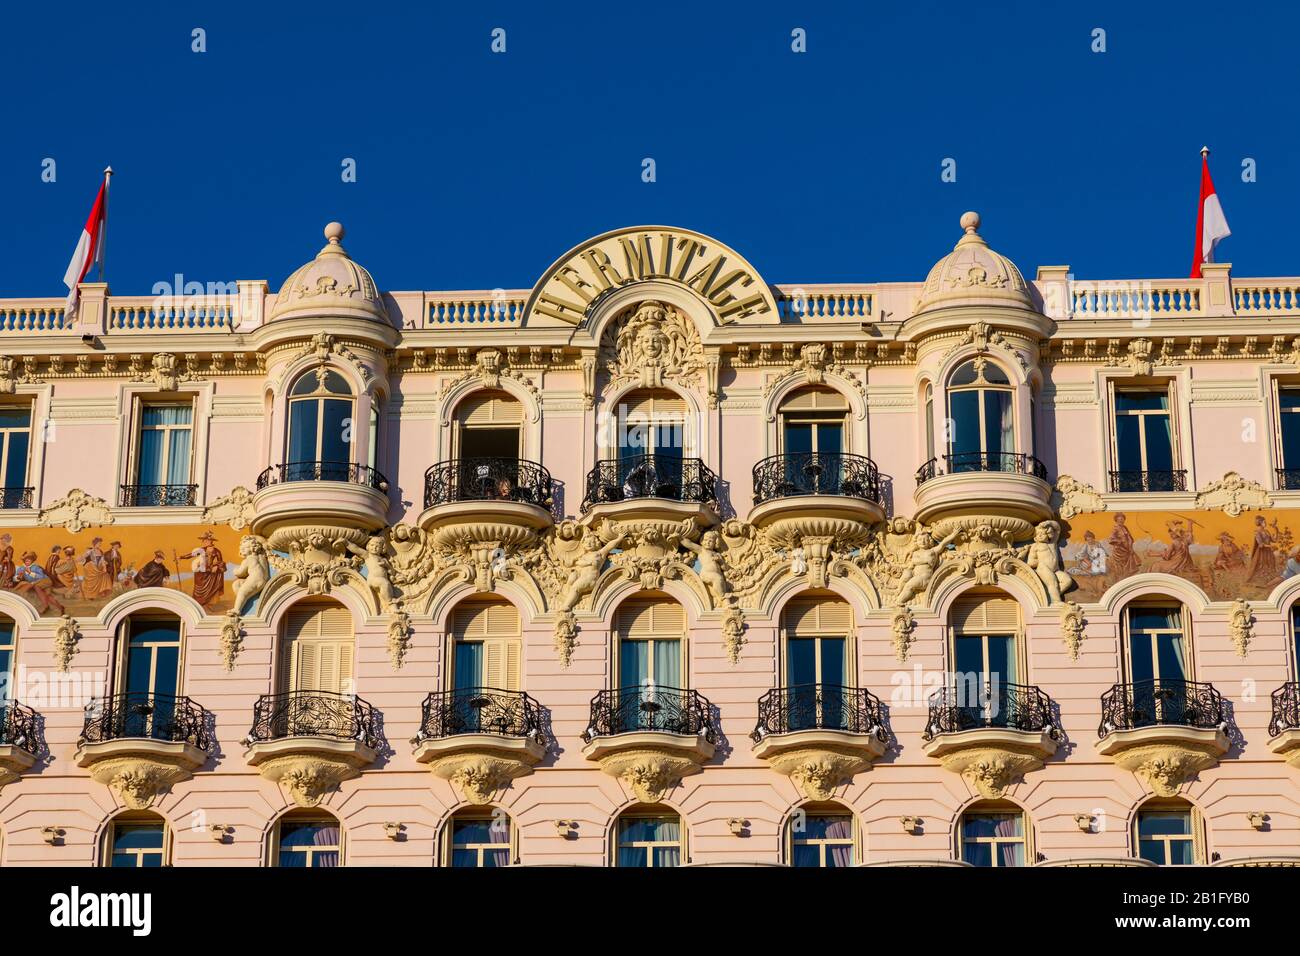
[0,216,1298,867]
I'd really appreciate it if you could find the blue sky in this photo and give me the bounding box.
[0,1,1294,297]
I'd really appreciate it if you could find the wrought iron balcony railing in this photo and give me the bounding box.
[1107,469,1188,493]
[1098,679,1224,737]
[247,691,378,750]
[750,684,888,743]
[581,685,717,744]
[414,687,545,742]
[0,486,33,510]
[916,452,1049,486]
[580,455,717,512]
[0,700,39,756]
[922,681,1061,740]
[751,452,881,505]
[1268,682,1300,737]
[79,692,211,751]
[423,457,552,509]
[119,483,198,507]
[1276,468,1300,491]
[255,461,389,492]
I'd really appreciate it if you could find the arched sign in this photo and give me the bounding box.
[523,225,777,326]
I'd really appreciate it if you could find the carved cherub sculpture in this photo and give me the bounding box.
[347,536,398,610]
[894,527,962,606]
[680,530,727,604]
[1019,520,1074,604]
[557,533,627,613]
[232,535,271,612]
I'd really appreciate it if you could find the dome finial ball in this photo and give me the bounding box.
[960,211,980,234]
[324,221,345,244]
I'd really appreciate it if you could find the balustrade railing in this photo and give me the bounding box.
[423,457,551,509]
[916,452,1048,485]
[80,693,211,750]
[415,688,544,742]
[0,701,39,756]
[751,684,888,742]
[922,681,1060,740]
[1098,679,1224,737]
[582,686,716,743]
[256,461,389,492]
[581,455,717,512]
[247,691,378,749]
[752,452,880,504]
[1107,469,1187,493]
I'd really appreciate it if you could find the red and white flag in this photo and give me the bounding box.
[62,168,111,315]
[1191,147,1230,278]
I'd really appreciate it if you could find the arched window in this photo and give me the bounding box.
[924,383,935,459]
[115,614,183,739]
[455,390,522,460]
[788,803,856,867]
[615,597,686,692]
[614,806,683,868]
[273,810,342,867]
[445,808,513,867]
[959,801,1028,867]
[279,601,354,697]
[451,600,522,693]
[949,592,1021,725]
[782,597,852,730]
[1134,799,1201,865]
[287,368,355,479]
[618,389,686,460]
[947,358,1014,467]
[1123,602,1190,724]
[104,812,169,867]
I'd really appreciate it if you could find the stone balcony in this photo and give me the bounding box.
[921,681,1061,798]
[242,691,378,808]
[0,701,40,790]
[580,685,717,803]
[750,684,889,800]
[1097,679,1229,796]
[416,457,554,591]
[913,452,1052,540]
[75,692,211,809]
[411,687,547,804]
[251,461,390,539]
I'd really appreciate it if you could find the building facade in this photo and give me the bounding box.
[0,213,1299,867]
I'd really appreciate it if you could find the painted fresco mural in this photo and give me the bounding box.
[1060,510,1300,602]
[0,525,243,617]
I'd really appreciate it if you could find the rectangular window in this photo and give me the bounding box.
[791,814,854,867]
[0,405,32,508]
[1276,385,1300,489]
[130,403,194,505]
[110,823,166,868]
[1111,387,1178,491]
[961,812,1025,867]
[277,820,341,867]
[1136,810,1195,865]
[449,816,511,868]
[615,814,681,868]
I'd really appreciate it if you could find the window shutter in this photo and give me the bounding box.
[622,390,687,419]
[282,603,355,694]
[455,601,521,691]
[617,599,685,638]
[458,391,523,426]
[783,600,852,636]
[951,596,1020,634]
[780,387,849,412]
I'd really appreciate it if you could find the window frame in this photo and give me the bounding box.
[946,358,1016,457]
[1122,602,1192,685]
[101,814,171,868]
[0,400,34,492]
[128,398,196,489]
[270,814,345,868]
[1133,800,1204,866]
[116,615,186,700]
[452,389,524,460]
[957,803,1032,868]
[1270,377,1300,489]
[611,808,687,868]
[1108,380,1180,476]
[785,805,859,868]
[442,809,517,867]
[286,369,357,465]
[779,599,856,689]
[612,598,688,691]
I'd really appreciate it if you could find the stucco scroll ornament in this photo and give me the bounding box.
[38,489,114,533]
[553,611,578,668]
[1017,520,1076,604]
[288,332,374,389]
[54,614,80,672]
[1054,475,1106,520]
[891,605,916,662]
[762,344,868,418]
[220,609,244,672]
[202,486,257,531]
[437,347,540,407]
[941,321,1029,373]
[721,603,746,664]
[1060,600,1085,661]
[387,600,412,669]
[232,535,271,612]
[600,300,704,391]
[1195,472,1273,517]
[1229,598,1253,658]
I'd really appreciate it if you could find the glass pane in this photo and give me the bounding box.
[1115,415,1143,472]
[320,399,353,464]
[819,637,845,686]
[167,430,192,484]
[986,635,1015,685]
[150,646,180,700]
[126,646,155,697]
[1139,811,1191,837]
[321,370,351,395]
[1281,412,1300,471]
[949,391,981,457]
[954,636,985,683]
[620,640,650,689]
[616,846,647,867]
[451,848,479,868]
[655,423,683,456]
[951,361,978,387]
[1128,633,1156,683]
[1279,389,1300,410]
[452,819,494,844]
[137,429,165,486]
[1131,607,1180,631]
[1156,633,1187,681]
[288,401,320,463]
[3,431,29,487]
[454,641,484,690]
[784,423,813,456]
[653,639,680,686]
[652,846,681,867]
[1166,839,1194,866]
[787,638,817,686]
[1117,392,1169,412]
[0,407,31,429]
[984,390,1012,457]
[1143,416,1174,471]
[113,824,164,852]
[1137,839,1166,866]
[816,423,843,454]
[791,844,821,868]
[962,841,993,867]
[482,848,509,868]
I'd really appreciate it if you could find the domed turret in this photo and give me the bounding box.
[913,212,1033,315]
[270,222,387,323]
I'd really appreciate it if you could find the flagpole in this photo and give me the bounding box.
[100,167,112,281]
